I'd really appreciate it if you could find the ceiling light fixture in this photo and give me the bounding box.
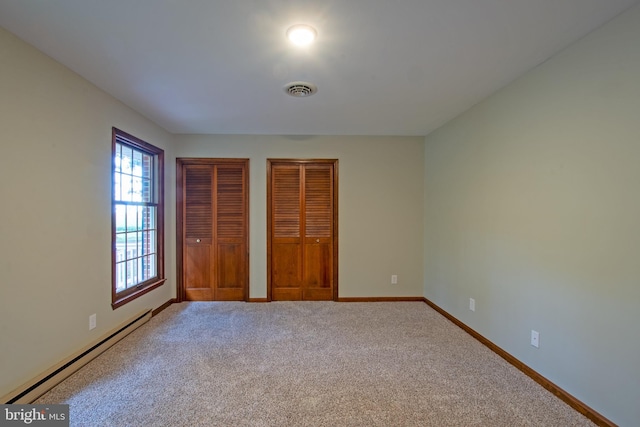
[286,24,317,46]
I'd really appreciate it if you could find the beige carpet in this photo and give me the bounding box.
[36,302,594,426]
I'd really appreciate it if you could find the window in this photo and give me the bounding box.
[112,128,165,308]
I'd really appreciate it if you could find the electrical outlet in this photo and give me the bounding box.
[89,314,97,330]
[391,275,398,285]
[531,330,539,348]
[469,298,475,312]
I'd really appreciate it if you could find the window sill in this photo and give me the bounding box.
[112,278,167,310]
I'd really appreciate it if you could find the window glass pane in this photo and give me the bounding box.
[140,206,149,230]
[126,206,138,231]
[137,257,144,284]
[137,206,144,230]
[115,233,126,262]
[149,254,158,277]
[141,177,151,203]
[150,254,157,277]
[114,172,121,201]
[122,174,133,202]
[132,177,143,202]
[115,143,122,172]
[148,230,156,255]
[137,231,144,257]
[144,255,157,280]
[127,259,137,288]
[120,176,127,201]
[143,153,152,179]
[142,153,152,172]
[143,230,149,255]
[126,232,137,258]
[115,205,126,234]
[122,173,128,202]
[146,206,156,230]
[141,256,149,281]
[132,150,143,177]
[116,262,126,292]
[121,146,132,174]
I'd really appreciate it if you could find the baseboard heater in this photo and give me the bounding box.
[1,309,152,404]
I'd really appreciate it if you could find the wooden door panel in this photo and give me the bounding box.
[304,242,332,288]
[185,243,211,289]
[213,164,247,300]
[302,164,333,300]
[185,243,213,301]
[216,242,244,290]
[272,287,303,301]
[272,243,302,289]
[185,288,214,300]
[184,165,214,301]
[302,288,333,300]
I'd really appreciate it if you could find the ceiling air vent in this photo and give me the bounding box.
[284,81,317,97]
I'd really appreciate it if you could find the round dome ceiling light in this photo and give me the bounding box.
[284,81,318,97]
[286,24,317,46]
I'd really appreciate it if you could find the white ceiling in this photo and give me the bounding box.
[0,0,637,136]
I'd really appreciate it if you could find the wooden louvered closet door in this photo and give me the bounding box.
[181,159,248,301]
[269,160,338,301]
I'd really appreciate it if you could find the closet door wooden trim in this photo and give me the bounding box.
[176,158,249,302]
[267,159,338,301]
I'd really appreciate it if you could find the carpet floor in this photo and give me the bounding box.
[36,302,594,426]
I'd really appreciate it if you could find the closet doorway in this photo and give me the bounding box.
[177,158,249,301]
[267,159,338,301]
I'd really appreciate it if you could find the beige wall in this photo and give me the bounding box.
[423,5,640,425]
[0,28,176,397]
[175,134,425,299]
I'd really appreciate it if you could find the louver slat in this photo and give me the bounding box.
[305,167,332,238]
[185,167,212,239]
[273,167,300,238]
[216,167,245,239]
